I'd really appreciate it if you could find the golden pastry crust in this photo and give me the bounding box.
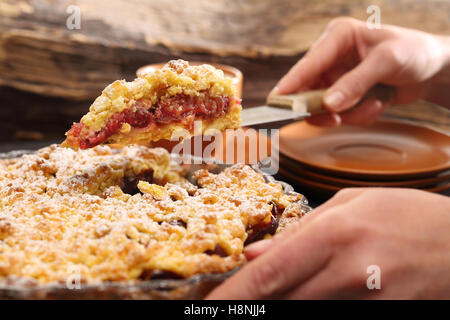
[0,145,303,285]
[62,60,241,149]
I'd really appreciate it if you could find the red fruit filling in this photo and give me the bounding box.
[68,93,231,149]
[245,202,282,245]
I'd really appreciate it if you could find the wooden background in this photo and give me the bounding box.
[0,0,449,144]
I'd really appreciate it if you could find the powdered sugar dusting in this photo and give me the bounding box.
[0,145,301,285]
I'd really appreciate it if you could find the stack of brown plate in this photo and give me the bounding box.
[277,120,450,198]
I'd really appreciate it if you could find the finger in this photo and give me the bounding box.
[244,239,273,260]
[306,113,342,127]
[274,18,359,95]
[394,84,424,105]
[244,222,303,261]
[306,98,387,127]
[282,220,380,299]
[282,254,374,299]
[206,217,334,299]
[279,197,375,299]
[251,187,368,251]
[245,188,368,261]
[320,64,352,88]
[324,44,399,112]
[207,189,369,299]
[312,188,368,216]
[339,99,388,126]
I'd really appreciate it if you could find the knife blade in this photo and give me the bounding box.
[241,84,395,127]
[241,106,310,127]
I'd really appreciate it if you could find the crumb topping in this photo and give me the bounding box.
[0,145,301,285]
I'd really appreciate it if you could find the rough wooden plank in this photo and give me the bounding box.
[1,0,449,103]
[0,0,448,145]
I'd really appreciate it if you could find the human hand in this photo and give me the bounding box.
[271,17,450,126]
[207,188,450,299]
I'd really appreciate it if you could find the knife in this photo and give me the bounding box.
[241,84,395,127]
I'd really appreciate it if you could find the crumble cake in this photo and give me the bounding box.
[0,145,304,285]
[62,60,242,149]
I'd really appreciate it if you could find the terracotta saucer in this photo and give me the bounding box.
[150,127,272,165]
[278,166,450,197]
[279,154,450,188]
[278,120,450,180]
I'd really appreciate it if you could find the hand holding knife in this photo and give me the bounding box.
[241,84,395,127]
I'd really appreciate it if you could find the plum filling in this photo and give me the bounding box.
[139,270,183,281]
[244,202,282,245]
[69,93,232,149]
[205,245,228,257]
[120,169,154,195]
[154,94,230,124]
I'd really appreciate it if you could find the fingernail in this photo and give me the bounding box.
[244,239,272,253]
[269,86,279,96]
[332,113,342,126]
[324,90,345,111]
[373,99,383,110]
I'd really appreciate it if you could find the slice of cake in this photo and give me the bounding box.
[62,60,241,149]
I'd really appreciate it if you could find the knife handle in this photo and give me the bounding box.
[266,84,395,115]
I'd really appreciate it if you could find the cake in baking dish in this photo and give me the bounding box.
[0,145,304,285]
